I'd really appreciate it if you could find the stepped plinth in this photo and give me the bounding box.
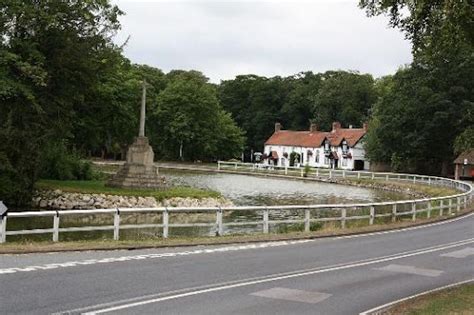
[106,80,165,189]
[107,137,165,189]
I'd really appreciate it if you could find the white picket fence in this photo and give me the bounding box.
[0,162,472,243]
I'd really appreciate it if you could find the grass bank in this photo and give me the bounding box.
[383,282,474,315]
[35,179,221,201]
[342,178,459,197]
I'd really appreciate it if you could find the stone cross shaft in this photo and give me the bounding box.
[139,79,147,137]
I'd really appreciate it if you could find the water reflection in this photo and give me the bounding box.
[162,169,408,206]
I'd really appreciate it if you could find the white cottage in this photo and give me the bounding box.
[263,122,370,170]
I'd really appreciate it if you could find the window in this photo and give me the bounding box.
[324,140,330,152]
[341,158,347,167]
[324,157,330,165]
[315,150,320,163]
[342,140,348,155]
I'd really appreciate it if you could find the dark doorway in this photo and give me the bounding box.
[354,160,364,170]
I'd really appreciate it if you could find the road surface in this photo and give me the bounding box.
[1,213,473,314]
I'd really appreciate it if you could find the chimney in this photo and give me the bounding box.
[310,123,318,133]
[332,122,341,132]
[275,122,282,133]
[363,122,368,131]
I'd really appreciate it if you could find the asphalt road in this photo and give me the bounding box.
[1,213,473,315]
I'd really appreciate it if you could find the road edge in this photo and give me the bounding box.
[359,278,474,315]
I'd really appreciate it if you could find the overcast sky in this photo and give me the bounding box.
[113,0,412,83]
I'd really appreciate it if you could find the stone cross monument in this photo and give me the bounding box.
[107,80,164,189]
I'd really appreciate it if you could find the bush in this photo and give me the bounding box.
[39,142,94,181]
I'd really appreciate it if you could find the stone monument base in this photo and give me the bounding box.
[106,137,165,189]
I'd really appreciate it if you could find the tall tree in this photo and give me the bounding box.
[0,0,122,206]
[151,71,244,161]
[360,0,473,174]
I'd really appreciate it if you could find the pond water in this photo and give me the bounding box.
[161,169,408,206]
[8,170,411,242]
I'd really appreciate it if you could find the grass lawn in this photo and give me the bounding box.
[35,179,221,201]
[385,282,474,315]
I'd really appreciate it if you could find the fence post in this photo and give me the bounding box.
[464,195,468,210]
[391,204,397,223]
[53,211,60,242]
[304,208,310,232]
[411,202,416,221]
[217,161,221,170]
[329,170,332,178]
[113,208,120,241]
[428,177,431,185]
[316,168,319,177]
[163,208,169,238]
[371,173,375,180]
[369,206,375,225]
[342,170,346,178]
[234,163,237,170]
[427,201,432,219]
[385,174,389,181]
[0,214,6,243]
[358,172,361,179]
[448,199,453,215]
[301,168,304,177]
[440,199,444,216]
[413,176,416,184]
[456,197,460,213]
[263,208,269,234]
[285,166,288,175]
[216,207,223,236]
[341,208,346,229]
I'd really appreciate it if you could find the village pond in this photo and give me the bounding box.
[8,170,411,242]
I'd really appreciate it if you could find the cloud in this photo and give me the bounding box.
[113,0,412,83]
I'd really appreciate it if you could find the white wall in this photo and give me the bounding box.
[264,142,369,170]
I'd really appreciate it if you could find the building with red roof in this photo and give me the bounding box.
[263,122,369,170]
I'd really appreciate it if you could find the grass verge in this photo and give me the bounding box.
[383,282,474,315]
[1,208,471,254]
[35,179,221,201]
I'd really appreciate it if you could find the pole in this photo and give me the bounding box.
[139,79,147,137]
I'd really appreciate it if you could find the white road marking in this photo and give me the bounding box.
[440,247,474,258]
[250,287,331,304]
[0,240,312,275]
[359,278,474,315]
[374,264,443,277]
[80,238,474,314]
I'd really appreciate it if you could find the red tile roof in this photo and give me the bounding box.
[265,127,366,148]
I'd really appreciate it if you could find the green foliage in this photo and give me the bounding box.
[39,142,94,181]
[0,0,122,206]
[35,180,221,201]
[303,164,311,177]
[454,127,474,154]
[219,71,376,154]
[313,71,375,130]
[150,71,245,161]
[360,0,473,175]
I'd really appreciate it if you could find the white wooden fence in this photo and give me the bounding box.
[0,163,472,243]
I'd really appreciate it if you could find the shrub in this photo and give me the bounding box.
[39,142,94,181]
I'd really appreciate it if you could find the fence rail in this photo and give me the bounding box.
[0,162,472,243]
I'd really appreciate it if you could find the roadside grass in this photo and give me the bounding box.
[384,283,474,315]
[1,208,471,254]
[35,179,221,201]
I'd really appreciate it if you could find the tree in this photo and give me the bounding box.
[0,0,122,206]
[313,71,376,130]
[151,71,244,161]
[360,0,473,175]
